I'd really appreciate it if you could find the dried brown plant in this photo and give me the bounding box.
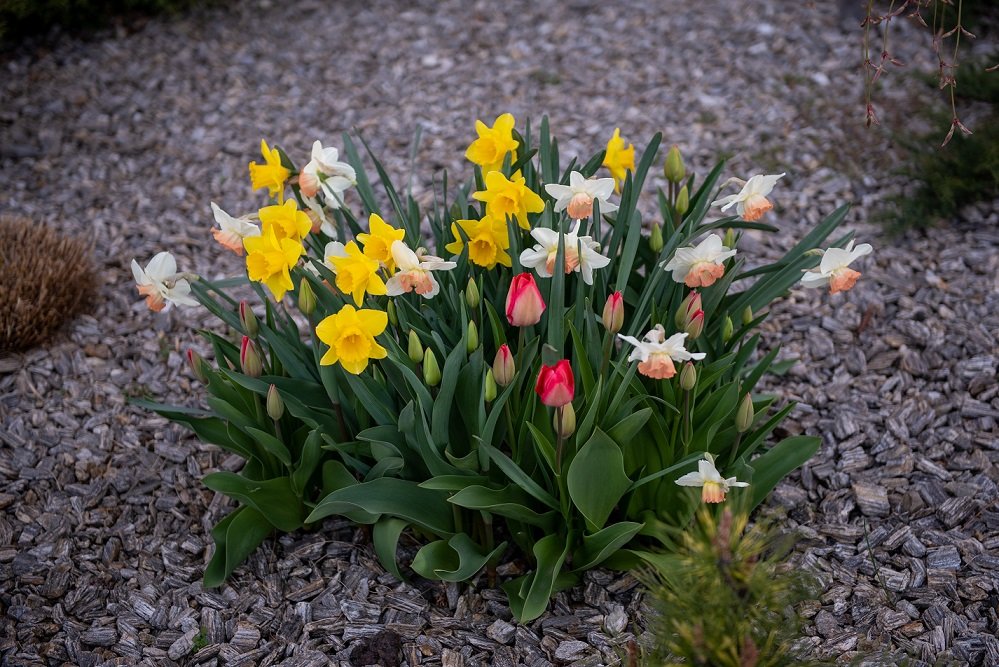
[0,214,96,352]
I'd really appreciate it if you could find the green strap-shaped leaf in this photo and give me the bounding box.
[746,435,820,509]
[203,506,274,588]
[477,441,559,511]
[411,533,507,582]
[502,532,570,622]
[307,477,454,536]
[202,473,305,532]
[567,428,632,530]
[372,517,409,581]
[572,521,645,572]
[449,485,559,530]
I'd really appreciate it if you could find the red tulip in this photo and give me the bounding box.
[535,360,574,407]
[506,273,546,327]
[602,291,624,334]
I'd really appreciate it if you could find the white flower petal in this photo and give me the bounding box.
[674,471,706,487]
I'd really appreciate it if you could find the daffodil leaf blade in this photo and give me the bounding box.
[746,435,821,509]
[572,521,644,572]
[567,428,632,530]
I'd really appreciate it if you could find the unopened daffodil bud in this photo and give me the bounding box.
[723,227,736,250]
[742,306,754,326]
[239,336,263,378]
[466,320,479,354]
[664,145,685,184]
[239,301,258,338]
[408,330,423,364]
[423,349,441,387]
[675,185,689,217]
[554,402,576,438]
[387,300,398,327]
[649,222,664,253]
[465,278,480,309]
[266,384,284,421]
[484,369,497,402]
[298,280,316,316]
[186,349,209,384]
[602,291,625,334]
[722,315,734,342]
[736,394,755,433]
[679,362,697,391]
[493,344,515,386]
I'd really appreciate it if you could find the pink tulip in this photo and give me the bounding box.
[535,360,574,407]
[506,273,546,326]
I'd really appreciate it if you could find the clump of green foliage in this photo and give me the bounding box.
[639,508,831,667]
[885,53,999,231]
[0,0,218,47]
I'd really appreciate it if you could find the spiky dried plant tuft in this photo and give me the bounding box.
[0,214,96,352]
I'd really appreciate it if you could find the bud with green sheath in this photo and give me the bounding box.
[239,301,258,338]
[465,278,480,309]
[554,402,576,438]
[408,330,423,364]
[423,348,442,387]
[664,145,686,184]
[298,280,316,316]
[650,222,664,253]
[675,185,689,217]
[466,320,479,354]
[736,394,755,433]
[266,384,284,421]
[722,315,734,342]
[484,369,497,402]
[679,362,697,391]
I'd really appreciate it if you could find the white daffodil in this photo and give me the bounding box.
[384,240,456,299]
[801,240,873,294]
[661,234,737,288]
[210,202,260,256]
[519,220,611,285]
[618,324,705,379]
[298,140,356,208]
[303,195,338,238]
[712,173,785,221]
[675,452,749,504]
[131,251,198,313]
[544,170,619,220]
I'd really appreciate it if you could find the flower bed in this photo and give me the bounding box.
[133,115,872,622]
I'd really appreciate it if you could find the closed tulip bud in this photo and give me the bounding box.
[186,349,209,383]
[535,359,574,408]
[423,349,441,387]
[484,369,497,402]
[649,222,664,253]
[239,336,262,378]
[554,402,576,438]
[742,306,754,326]
[722,315,734,342]
[684,309,704,339]
[675,185,689,217]
[506,273,546,327]
[679,362,697,391]
[239,301,258,338]
[298,280,316,316]
[602,291,625,334]
[676,291,702,329]
[466,320,479,354]
[736,394,755,433]
[493,344,515,386]
[408,330,423,364]
[664,144,686,184]
[723,227,736,250]
[465,278,480,309]
[387,300,398,326]
[266,384,284,421]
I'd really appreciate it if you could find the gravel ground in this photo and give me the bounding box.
[1,0,997,665]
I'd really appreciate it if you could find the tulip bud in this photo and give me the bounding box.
[187,349,209,383]
[742,306,754,326]
[684,309,704,340]
[239,301,258,338]
[493,344,516,387]
[736,394,755,433]
[465,278,480,309]
[602,291,625,334]
[484,369,497,402]
[535,359,574,408]
[387,300,398,326]
[423,349,441,387]
[298,280,316,316]
[664,145,686,184]
[679,362,697,391]
[240,336,262,378]
[408,330,423,364]
[466,320,479,354]
[675,291,701,329]
[266,384,284,421]
[506,273,546,327]
[554,402,576,438]
[722,315,734,342]
[649,222,664,253]
[675,185,689,217]
[723,227,736,250]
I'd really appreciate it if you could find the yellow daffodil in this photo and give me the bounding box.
[315,304,388,374]
[258,199,311,242]
[465,113,519,173]
[356,213,405,272]
[326,240,387,306]
[445,215,512,269]
[472,171,544,231]
[603,128,635,194]
[249,139,290,199]
[243,222,304,301]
